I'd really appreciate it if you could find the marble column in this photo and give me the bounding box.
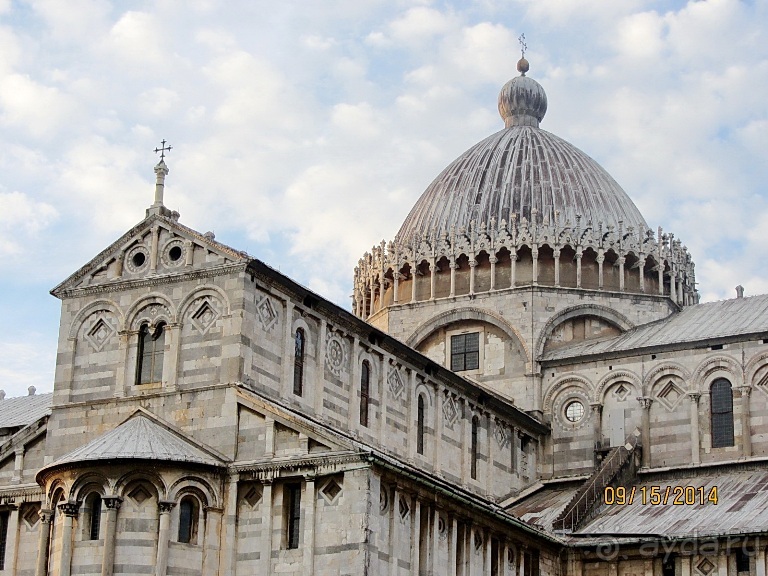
[282,301,295,397]
[597,251,605,290]
[11,447,24,483]
[469,259,477,295]
[155,501,176,576]
[449,259,457,297]
[448,516,457,576]
[681,556,692,576]
[101,497,122,576]
[261,481,273,576]
[669,267,677,304]
[202,506,223,576]
[58,502,79,576]
[531,247,539,284]
[393,270,400,303]
[756,548,766,576]
[389,487,399,576]
[575,250,583,288]
[411,498,421,574]
[639,397,653,468]
[431,508,440,576]
[510,251,517,288]
[489,256,497,291]
[553,248,561,287]
[429,261,436,300]
[689,393,701,465]
[618,256,625,291]
[740,386,753,457]
[484,531,492,576]
[303,477,316,576]
[35,509,53,576]
[639,255,646,293]
[5,504,19,575]
[591,403,603,451]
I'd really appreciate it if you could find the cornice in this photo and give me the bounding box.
[55,262,248,299]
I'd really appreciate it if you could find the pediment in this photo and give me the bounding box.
[235,387,358,460]
[51,213,251,298]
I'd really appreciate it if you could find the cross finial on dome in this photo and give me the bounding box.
[517,34,529,76]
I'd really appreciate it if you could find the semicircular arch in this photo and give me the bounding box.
[535,304,633,359]
[595,370,643,404]
[406,307,530,359]
[126,293,176,331]
[69,299,124,338]
[543,374,594,414]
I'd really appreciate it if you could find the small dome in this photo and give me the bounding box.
[498,59,547,128]
[395,61,647,244]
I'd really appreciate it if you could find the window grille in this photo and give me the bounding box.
[711,378,734,448]
[293,329,305,396]
[451,333,479,371]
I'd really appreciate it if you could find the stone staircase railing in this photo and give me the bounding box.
[552,432,640,533]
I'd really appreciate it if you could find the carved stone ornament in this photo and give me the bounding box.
[131,303,172,331]
[190,297,220,335]
[85,313,116,352]
[256,295,278,332]
[442,394,459,429]
[494,420,509,448]
[325,332,347,377]
[125,244,150,274]
[387,366,405,399]
[160,238,186,268]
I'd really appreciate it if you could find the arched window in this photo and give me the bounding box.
[293,328,305,396]
[86,493,102,540]
[178,496,199,544]
[360,361,370,427]
[136,322,166,384]
[471,416,479,480]
[417,394,425,455]
[711,378,734,448]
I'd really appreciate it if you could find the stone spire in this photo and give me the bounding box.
[147,140,174,218]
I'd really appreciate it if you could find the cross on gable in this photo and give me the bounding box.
[154,139,172,161]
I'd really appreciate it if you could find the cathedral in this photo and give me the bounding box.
[1,55,766,576]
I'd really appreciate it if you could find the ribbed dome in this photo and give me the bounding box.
[396,126,648,243]
[395,63,648,244]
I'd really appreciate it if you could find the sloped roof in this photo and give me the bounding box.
[507,482,580,530]
[577,467,768,538]
[0,393,52,429]
[43,411,225,470]
[542,295,768,362]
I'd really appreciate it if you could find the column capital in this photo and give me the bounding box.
[637,397,653,410]
[39,508,54,524]
[158,500,176,514]
[58,501,79,517]
[738,386,752,397]
[688,392,701,403]
[103,496,123,510]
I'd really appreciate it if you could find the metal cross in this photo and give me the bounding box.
[154,139,172,160]
[518,33,527,58]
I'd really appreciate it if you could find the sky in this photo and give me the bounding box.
[0,0,766,398]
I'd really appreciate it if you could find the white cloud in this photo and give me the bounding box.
[0,191,58,256]
[0,339,55,397]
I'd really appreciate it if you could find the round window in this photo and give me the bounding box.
[564,400,585,423]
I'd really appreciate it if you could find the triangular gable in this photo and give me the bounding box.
[51,213,251,297]
[235,386,358,456]
[39,408,228,476]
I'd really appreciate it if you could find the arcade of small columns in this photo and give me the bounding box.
[578,387,753,470]
[379,479,548,576]
[354,219,697,319]
[33,492,222,576]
